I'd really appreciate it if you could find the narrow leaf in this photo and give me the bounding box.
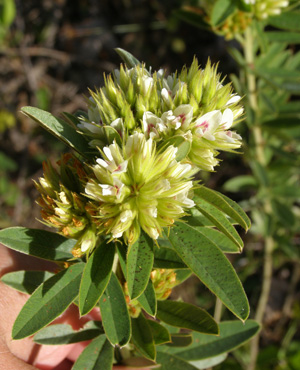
[21,107,93,158]
[79,242,115,315]
[99,272,131,347]
[268,11,300,31]
[1,270,54,294]
[147,320,171,345]
[137,280,157,317]
[33,321,103,345]
[127,232,154,299]
[115,48,142,68]
[189,354,227,369]
[12,263,84,339]
[154,246,187,269]
[0,227,75,261]
[122,357,157,368]
[157,300,218,335]
[211,0,236,26]
[193,227,240,254]
[166,333,193,347]
[194,187,251,231]
[131,315,156,360]
[72,335,113,370]
[168,223,249,321]
[265,31,300,43]
[174,320,260,360]
[195,197,244,250]
[156,351,199,370]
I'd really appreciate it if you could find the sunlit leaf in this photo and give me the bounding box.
[168,223,249,321]
[33,321,103,345]
[127,232,154,300]
[131,314,156,360]
[1,270,54,294]
[12,263,84,339]
[157,300,218,334]
[99,272,131,346]
[79,242,115,315]
[72,335,113,370]
[0,227,75,261]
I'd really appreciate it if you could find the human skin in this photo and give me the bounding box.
[0,244,150,370]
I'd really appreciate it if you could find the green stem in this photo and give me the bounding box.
[244,26,275,370]
[214,297,223,323]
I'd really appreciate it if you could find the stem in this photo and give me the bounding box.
[214,297,223,323]
[244,26,275,370]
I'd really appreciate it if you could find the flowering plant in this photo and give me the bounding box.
[0,49,259,369]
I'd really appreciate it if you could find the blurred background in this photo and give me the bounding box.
[0,1,299,369]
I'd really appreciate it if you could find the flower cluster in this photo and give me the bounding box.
[85,133,197,244]
[77,59,243,171]
[123,269,177,318]
[244,0,289,19]
[35,154,97,255]
[36,57,244,254]
[199,0,289,39]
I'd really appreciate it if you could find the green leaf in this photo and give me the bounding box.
[21,107,93,158]
[0,270,54,294]
[147,320,171,345]
[33,321,103,345]
[137,280,157,317]
[166,333,193,347]
[0,227,75,261]
[156,351,199,370]
[223,175,258,192]
[99,272,131,347]
[12,263,84,339]
[79,242,115,315]
[194,197,244,250]
[193,227,240,254]
[131,315,156,360]
[265,32,300,43]
[189,354,227,369]
[268,11,300,31]
[194,187,251,231]
[211,0,236,26]
[174,320,261,360]
[127,232,154,299]
[72,335,113,370]
[121,357,157,368]
[174,269,192,284]
[157,300,218,334]
[168,223,249,321]
[154,245,187,269]
[115,48,142,68]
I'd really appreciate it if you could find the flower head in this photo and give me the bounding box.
[75,59,243,172]
[85,133,197,244]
